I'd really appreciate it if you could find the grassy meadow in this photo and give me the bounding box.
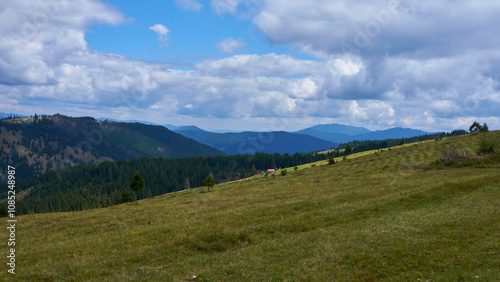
[2,131,499,281]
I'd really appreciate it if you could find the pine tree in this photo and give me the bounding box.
[481,123,489,133]
[202,174,216,192]
[130,171,145,202]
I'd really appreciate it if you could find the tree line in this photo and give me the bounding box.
[6,151,334,215]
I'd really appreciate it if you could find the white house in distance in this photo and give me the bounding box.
[471,126,480,134]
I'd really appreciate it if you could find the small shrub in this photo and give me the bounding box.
[327,157,335,165]
[294,166,298,171]
[280,170,287,176]
[477,134,498,154]
[118,190,134,204]
[342,156,347,161]
[311,164,317,167]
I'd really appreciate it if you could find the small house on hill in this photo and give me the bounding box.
[267,169,275,174]
[471,126,480,134]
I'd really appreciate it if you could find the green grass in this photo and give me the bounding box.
[2,132,500,281]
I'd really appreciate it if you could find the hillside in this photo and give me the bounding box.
[3,131,499,280]
[9,152,333,214]
[174,129,337,155]
[0,114,224,180]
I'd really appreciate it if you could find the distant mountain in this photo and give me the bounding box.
[174,129,337,155]
[175,125,205,132]
[298,123,371,136]
[296,123,433,143]
[351,127,432,141]
[0,114,224,180]
[296,124,371,143]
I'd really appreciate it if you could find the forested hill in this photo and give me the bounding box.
[10,151,334,214]
[0,114,224,181]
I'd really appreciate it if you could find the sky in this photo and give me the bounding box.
[1,0,500,132]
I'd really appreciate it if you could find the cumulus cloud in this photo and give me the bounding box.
[195,53,321,76]
[1,0,500,132]
[249,0,500,128]
[149,24,170,47]
[217,38,245,54]
[0,0,124,85]
[149,24,169,36]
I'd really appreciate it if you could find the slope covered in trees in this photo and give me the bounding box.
[11,151,334,214]
[0,114,224,182]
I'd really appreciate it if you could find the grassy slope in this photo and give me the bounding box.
[2,132,500,281]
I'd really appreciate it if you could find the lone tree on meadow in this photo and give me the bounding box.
[202,174,216,192]
[130,171,145,202]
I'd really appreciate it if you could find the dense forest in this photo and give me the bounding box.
[4,151,334,215]
[0,114,224,182]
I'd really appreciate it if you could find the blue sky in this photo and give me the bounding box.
[1,0,500,132]
[86,0,265,64]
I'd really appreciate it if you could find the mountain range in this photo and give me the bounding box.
[172,127,336,155]
[0,112,436,165]
[171,123,433,154]
[295,124,432,144]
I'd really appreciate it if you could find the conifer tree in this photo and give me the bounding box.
[130,171,145,202]
[481,123,489,133]
[202,173,216,192]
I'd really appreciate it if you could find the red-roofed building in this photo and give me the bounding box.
[267,169,275,174]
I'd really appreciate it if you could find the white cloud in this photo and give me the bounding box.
[217,38,245,54]
[195,53,322,76]
[149,24,169,36]
[0,0,124,85]
[250,0,500,125]
[1,0,500,132]
[149,24,170,48]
